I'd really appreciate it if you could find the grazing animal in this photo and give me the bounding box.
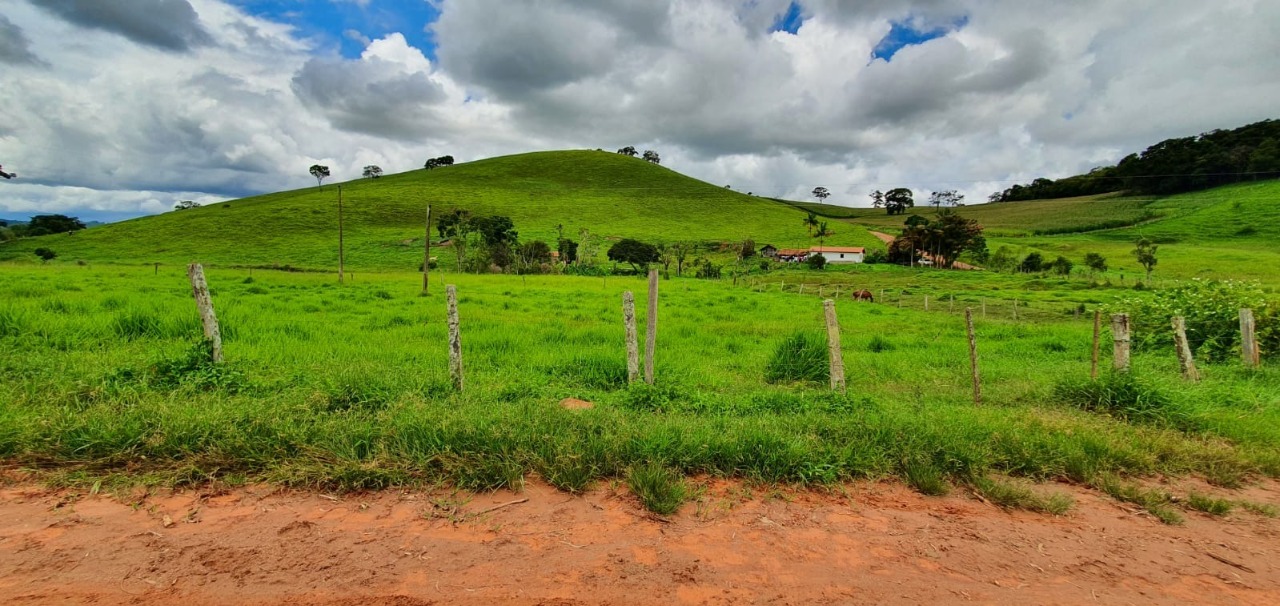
[0,165,14,179]
[851,289,874,302]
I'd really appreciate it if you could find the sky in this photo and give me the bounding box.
[1,0,1278,222]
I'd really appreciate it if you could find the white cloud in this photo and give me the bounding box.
[0,0,1277,222]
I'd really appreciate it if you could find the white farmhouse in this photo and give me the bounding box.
[808,246,865,264]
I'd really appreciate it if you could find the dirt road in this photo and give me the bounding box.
[2,478,1278,605]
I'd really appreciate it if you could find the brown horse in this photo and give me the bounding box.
[851,289,874,302]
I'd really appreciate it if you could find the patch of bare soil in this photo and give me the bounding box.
[1,478,1278,605]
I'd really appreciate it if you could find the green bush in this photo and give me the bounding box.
[805,254,827,270]
[1109,279,1271,361]
[627,463,688,515]
[1053,373,1189,427]
[764,332,828,384]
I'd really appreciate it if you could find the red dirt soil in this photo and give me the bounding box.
[2,478,1278,605]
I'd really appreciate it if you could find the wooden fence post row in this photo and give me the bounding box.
[622,291,640,383]
[446,284,464,391]
[822,299,846,393]
[186,263,223,363]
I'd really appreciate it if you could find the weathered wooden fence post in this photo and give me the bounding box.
[644,269,659,385]
[1111,313,1131,372]
[446,285,464,391]
[981,298,986,318]
[623,291,639,383]
[966,308,980,404]
[1091,310,1101,380]
[1012,299,1019,320]
[1240,309,1260,368]
[337,185,345,285]
[924,295,930,311]
[422,205,431,295]
[1172,316,1200,381]
[823,299,846,393]
[187,263,223,363]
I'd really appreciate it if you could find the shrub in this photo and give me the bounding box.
[33,247,57,262]
[764,332,828,384]
[150,340,248,393]
[1108,279,1271,361]
[805,254,827,270]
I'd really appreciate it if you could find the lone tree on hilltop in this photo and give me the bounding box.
[607,238,660,273]
[928,190,964,208]
[811,186,830,204]
[1132,237,1158,281]
[173,200,201,211]
[309,164,330,190]
[362,165,383,179]
[869,190,884,209]
[642,150,661,164]
[0,164,15,179]
[617,146,637,157]
[884,187,914,215]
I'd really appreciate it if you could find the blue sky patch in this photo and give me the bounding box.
[228,0,440,59]
[871,15,968,62]
[769,1,805,35]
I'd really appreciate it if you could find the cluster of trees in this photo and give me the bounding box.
[1,214,87,242]
[174,200,201,211]
[424,155,455,169]
[986,238,1158,280]
[886,210,986,268]
[616,146,661,164]
[990,119,1280,202]
[867,188,917,215]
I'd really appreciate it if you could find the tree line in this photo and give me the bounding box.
[990,118,1280,202]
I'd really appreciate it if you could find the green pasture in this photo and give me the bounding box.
[2,264,1277,518]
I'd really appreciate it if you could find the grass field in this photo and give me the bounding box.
[2,264,1277,518]
[0,151,879,271]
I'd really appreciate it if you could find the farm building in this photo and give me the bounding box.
[808,246,865,264]
[776,248,809,263]
[760,244,778,258]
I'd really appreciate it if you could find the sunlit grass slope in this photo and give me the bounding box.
[0,151,878,270]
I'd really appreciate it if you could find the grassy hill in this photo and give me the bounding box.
[0,151,879,270]
[786,180,1280,284]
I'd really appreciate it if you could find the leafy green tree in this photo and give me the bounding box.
[642,150,661,164]
[309,164,330,189]
[616,146,637,157]
[607,238,660,273]
[869,189,884,209]
[557,238,578,264]
[33,247,56,262]
[806,253,827,270]
[173,200,200,211]
[739,238,756,259]
[988,246,1019,272]
[811,186,830,204]
[1050,256,1074,276]
[517,240,552,271]
[928,190,964,208]
[1084,252,1108,275]
[1020,252,1045,273]
[473,215,518,248]
[1132,237,1158,280]
[437,209,474,270]
[362,165,383,179]
[670,241,693,276]
[27,214,85,235]
[891,210,984,268]
[884,188,914,215]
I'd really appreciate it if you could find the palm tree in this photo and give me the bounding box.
[804,212,819,235]
[814,221,833,247]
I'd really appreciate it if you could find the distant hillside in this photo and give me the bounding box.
[0,150,879,270]
[991,118,1280,202]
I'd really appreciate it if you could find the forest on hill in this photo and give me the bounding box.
[991,119,1280,202]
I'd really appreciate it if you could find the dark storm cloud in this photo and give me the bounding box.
[291,55,449,140]
[0,16,46,65]
[29,0,213,52]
